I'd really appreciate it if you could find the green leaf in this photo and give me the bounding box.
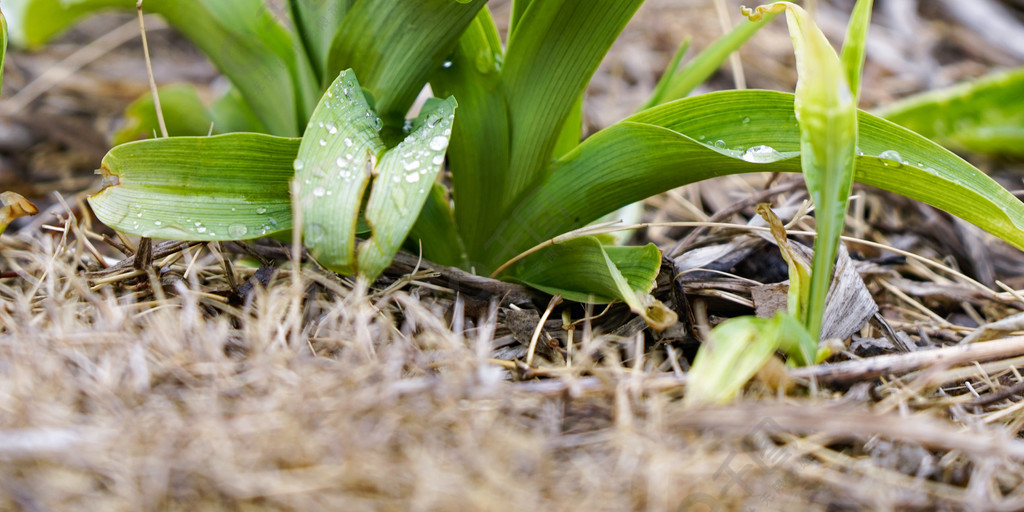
[357,97,457,280]
[683,314,781,406]
[88,133,297,240]
[641,13,775,109]
[744,1,858,341]
[500,0,643,206]
[290,0,353,85]
[486,90,1024,270]
[3,0,122,48]
[877,67,1024,156]
[0,6,7,87]
[840,0,873,100]
[407,183,467,269]
[429,8,510,266]
[113,84,215,145]
[114,85,269,145]
[505,237,676,330]
[295,70,387,275]
[326,0,484,140]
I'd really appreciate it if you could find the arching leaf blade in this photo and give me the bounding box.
[488,90,1024,269]
[357,97,457,280]
[295,69,387,275]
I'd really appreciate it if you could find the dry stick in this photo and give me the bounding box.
[525,294,562,368]
[514,336,1024,397]
[137,1,168,138]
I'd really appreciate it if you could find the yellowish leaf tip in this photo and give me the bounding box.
[741,2,789,22]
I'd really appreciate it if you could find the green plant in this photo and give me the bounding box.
[12,1,1024,341]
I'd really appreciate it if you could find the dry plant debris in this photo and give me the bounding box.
[2,0,1024,510]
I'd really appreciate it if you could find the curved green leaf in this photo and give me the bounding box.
[326,0,484,140]
[486,90,1024,270]
[357,97,457,280]
[877,67,1024,156]
[500,0,643,206]
[3,0,122,48]
[88,133,297,240]
[505,237,676,330]
[295,70,387,275]
[429,8,510,266]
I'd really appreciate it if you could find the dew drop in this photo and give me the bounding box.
[403,160,421,171]
[442,60,453,69]
[228,224,248,238]
[337,157,347,167]
[293,159,305,171]
[196,226,207,234]
[714,140,727,149]
[327,122,338,134]
[405,173,420,183]
[153,220,162,226]
[429,135,447,151]
[432,154,445,165]
[344,137,353,147]
[740,145,783,163]
[319,139,327,147]
[312,186,326,197]
[742,116,751,124]
[256,207,268,214]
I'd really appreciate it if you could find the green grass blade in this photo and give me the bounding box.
[683,315,780,406]
[504,237,676,330]
[295,70,387,275]
[429,9,510,267]
[88,134,297,240]
[641,14,776,110]
[486,90,1024,270]
[357,97,457,280]
[840,0,873,100]
[642,37,691,110]
[876,67,1024,156]
[500,0,643,206]
[326,0,484,140]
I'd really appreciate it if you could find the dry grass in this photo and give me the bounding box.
[4,198,1024,511]
[4,1,1024,510]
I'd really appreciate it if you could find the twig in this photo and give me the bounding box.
[789,336,1024,386]
[526,294,562,367]
[137,0,168,137]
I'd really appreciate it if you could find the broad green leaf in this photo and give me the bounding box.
[877,67,1024,156]
[485,90,1024,271]
[290,0,352,85]
[295,70,386,275]
[840,0,873,100]
[501,0,643,207]
[429,8,510,266]
[88,134,297,240]
[357,97,457,280]
[744,2,858,341]
[505,237,676,330]
[641,13,776,110]
[326,0,484,140]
